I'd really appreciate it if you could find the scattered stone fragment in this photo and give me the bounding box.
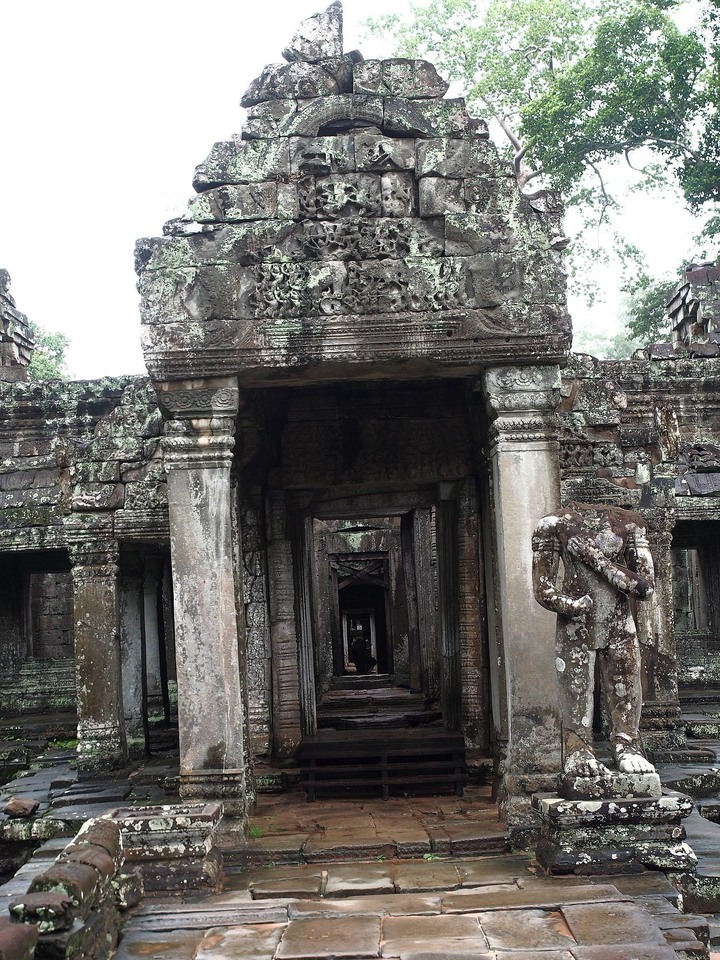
[4,798,39,819]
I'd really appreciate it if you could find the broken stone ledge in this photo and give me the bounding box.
[7,817,140,959]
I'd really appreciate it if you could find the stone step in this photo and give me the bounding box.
[317,711,443,731]
[659,765,720,798]
[329,675,392,691]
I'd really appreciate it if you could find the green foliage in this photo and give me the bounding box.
[367,0,622,186]
[27,321,70,381]
[523,5,715,207]
[366,0,719,301]
[622,273,680,344]
[572,328,643,358]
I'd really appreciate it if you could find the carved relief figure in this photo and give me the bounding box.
[532,503,656,777]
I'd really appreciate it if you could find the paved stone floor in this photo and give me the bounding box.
[226,786,509,866]
[115,848,706,959]
[111,789,710,960]
[0,717,718,957]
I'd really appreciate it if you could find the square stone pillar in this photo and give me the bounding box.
[482,366,563,828]
[639,512,684,755]
[119,559,145,757]
[68,529,127,776]
[159,379,249,819]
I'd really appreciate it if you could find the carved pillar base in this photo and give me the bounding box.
[482,366,563,828]
[68,526,127,777]
[180,768,246,816]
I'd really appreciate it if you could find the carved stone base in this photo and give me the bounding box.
[533,791,696,876]
[109,802,224,893]
[180,768,247,819]
[557,771,662,801]
[76,720,127,777]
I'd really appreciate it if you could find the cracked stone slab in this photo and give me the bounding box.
[393,861,461,893]
[561,901,667,946]
[456,855,532,887]
[383,914,483,942]
[324,863,394,897]
[441,883,629,913]
[249,874,324,900]
[111,928,206,960]
[289,893,443,919]
[570,946,677,959]
[276,915,382,958]
[353,59,449,99]
[380,940,495,960]
[478,907,576,950]
[193,923,286,959]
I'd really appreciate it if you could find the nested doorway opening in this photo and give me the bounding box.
[331,553,391,677]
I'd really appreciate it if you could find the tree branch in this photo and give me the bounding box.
[587,160,612,233]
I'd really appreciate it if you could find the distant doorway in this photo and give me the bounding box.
[330,554,391,676]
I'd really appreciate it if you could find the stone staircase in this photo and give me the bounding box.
[316,675,442,731]
[0,657,75,714]
[301,676,463,799]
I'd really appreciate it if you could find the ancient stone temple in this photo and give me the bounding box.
[134,1,571,824]
[1,3,719,840]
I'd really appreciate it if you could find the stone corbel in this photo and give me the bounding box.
[481,365,561,445]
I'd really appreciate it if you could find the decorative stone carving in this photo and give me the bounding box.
[416,139,497,179]
[381,172,415,217]
[483,366,561,443]
[354,130,416,172]
[243,100,298,140]
[193,140,290,189]
[155,383,240,419]
[384,98,475,138]
[241,60,350,108]
[532,503,657,783]
[353,59,449,99]
[280,95,384,137]
[188,183,278,223]
[289,135,355,174]
[419,177,465,217]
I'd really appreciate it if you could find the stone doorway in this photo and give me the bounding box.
[330,552,391,677]
[297,498,466,745]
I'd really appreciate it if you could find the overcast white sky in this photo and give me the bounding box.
[0,1,704,379]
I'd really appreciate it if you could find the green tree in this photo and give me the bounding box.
[367,0,719,304]
[622,275,679,345]
[523,4,719,210]
[572,328,643,359]
[27,321,70,381]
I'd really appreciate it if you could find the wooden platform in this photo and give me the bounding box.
[299,728,467,801]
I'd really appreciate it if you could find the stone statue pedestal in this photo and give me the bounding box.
[533,775,697,875]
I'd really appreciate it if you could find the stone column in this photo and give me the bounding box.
[482,365,562,827]
[639,512,684,755]
[266,490,303,756]
[159,379,248,818]
[143,555,164,712]
[119,558,145,757]
[68,528,127,776]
